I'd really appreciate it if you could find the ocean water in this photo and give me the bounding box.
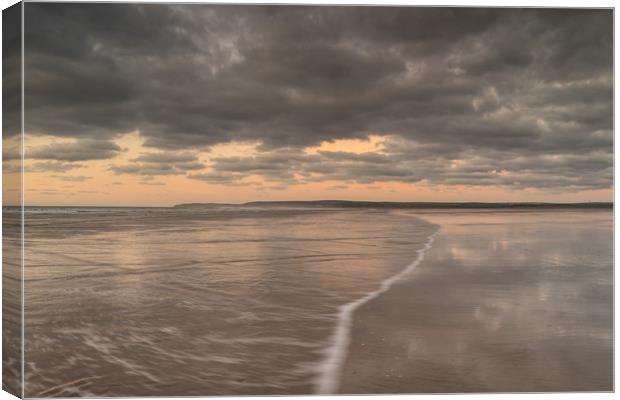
[21,207,437,397]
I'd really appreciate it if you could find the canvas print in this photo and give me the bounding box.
[2,2,613,397]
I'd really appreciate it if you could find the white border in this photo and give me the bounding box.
[0,1,616,400]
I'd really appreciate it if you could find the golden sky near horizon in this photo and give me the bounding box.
[3,132,612,207]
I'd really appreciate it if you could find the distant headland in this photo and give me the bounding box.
[173,200,613,209]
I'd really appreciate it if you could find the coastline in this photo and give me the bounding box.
[315,225,440,394]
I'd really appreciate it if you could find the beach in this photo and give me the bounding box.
[340,209,613,393]
[18,207,613,396]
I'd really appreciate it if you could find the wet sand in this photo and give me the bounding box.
[340,209,613,393]
[17,207,613,396]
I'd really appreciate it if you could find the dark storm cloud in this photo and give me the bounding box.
[3,4,22,138]
[26,161,85,173]
[27,139,122,161]
[23,4,612,191]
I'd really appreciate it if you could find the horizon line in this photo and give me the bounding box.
[6,200,614,209]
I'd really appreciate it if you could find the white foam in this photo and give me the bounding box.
[314,228,440,394]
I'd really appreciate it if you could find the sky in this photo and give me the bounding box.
[3,4,613,206]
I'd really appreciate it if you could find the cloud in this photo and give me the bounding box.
[110,150,206,176]
[28,139,122,161]
[327,185,349,190]
[2,148,21,161]
[140,180,166,186]
[187,172,258,186]
[133,152,198,163]
[51,175,92,182]
[175,162,206,171]
[26,161,85,173]
[21,4,612,192]
[191,139,612,191]
[109,163,185,176]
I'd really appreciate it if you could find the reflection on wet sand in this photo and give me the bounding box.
[340,210,612,393]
